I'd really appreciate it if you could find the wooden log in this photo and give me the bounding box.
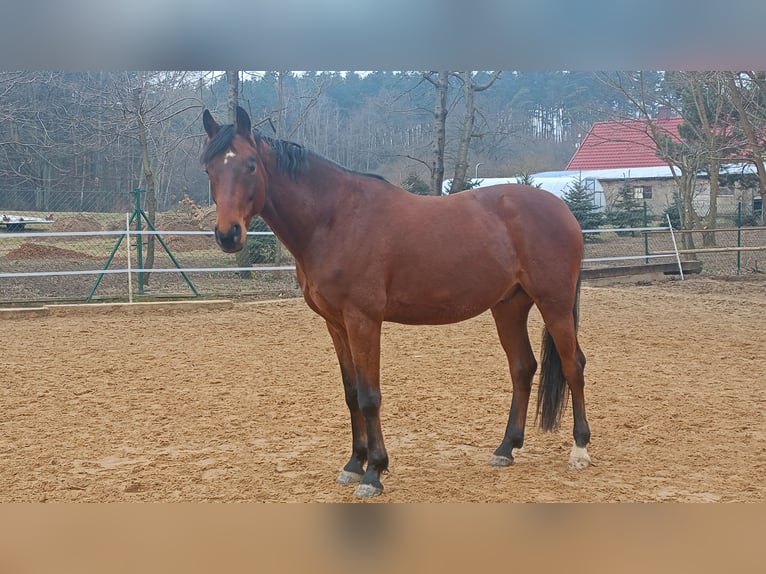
[581,260,702,279]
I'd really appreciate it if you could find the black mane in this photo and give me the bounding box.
[202,124,386,182]
[253,131,310,177]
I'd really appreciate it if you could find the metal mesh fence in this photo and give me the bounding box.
[1,206,765,305]
[0,206,301,304]
[582,226,766,275]
[0,189,133,214]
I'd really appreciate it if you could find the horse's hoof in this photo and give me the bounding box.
[354,483,383,498]
[489,455,514,467]
[568,445,592,470]
[336,470,363,484]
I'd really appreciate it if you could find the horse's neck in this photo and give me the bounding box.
[259,164,343,259]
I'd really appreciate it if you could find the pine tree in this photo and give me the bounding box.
[445,178,482,194]
[663,191,683,229]
[515,172,543,188]
[609,180,644,235]
[402,173,431,196]
[562,176,603,233]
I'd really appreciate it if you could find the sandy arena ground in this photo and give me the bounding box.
[1,276,764,502]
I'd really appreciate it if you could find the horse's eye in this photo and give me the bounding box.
[247,163,257,174]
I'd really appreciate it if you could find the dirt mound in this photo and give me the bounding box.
[193,207,217,231]
[50,215,103,232]
[155,212,198,230]
[101,219,127,231]
[154,212,212,251]
[5,242,98,259]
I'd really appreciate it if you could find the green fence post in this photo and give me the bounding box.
[86,211,135,302]
[737,200,742,275]
[643,200,649,264]
[134,189,144,294]
[88,187,199,301]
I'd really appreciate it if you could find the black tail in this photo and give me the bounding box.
[536,275,581,431]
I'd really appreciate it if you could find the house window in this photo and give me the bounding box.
[633,185,652,200]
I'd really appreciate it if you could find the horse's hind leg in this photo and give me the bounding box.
[567,342,591,469]
[489,291,536,466]
[538,311,592,470]
[325,321,367,484]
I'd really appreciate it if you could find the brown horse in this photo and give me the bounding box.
[202,106,591,497]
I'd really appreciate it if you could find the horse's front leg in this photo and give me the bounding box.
[344,314,387,497]
[326,321,368,484]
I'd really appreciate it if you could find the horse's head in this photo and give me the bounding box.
[202,106,266,253]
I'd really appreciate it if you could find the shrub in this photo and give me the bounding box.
[402,173,431,196]
[562,176,603,233]
[245,216,277,264]
[662,193,682,229]
[608,181,644,235]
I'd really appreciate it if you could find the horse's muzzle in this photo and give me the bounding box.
[215,223,244,253]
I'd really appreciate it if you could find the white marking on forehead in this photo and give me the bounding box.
[223,150,237,164]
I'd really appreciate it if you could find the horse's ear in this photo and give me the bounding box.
[235,106,252,136]
[203,109,219,138]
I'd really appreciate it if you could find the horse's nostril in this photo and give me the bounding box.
[215,223,243,251]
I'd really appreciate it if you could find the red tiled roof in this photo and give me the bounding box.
[566,117,684,170]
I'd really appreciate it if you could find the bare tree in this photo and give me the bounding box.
[423,71,449,195]
[448,71,502,193]
[227,70,239,123]
[270,71,332,140]
[601,72,741,248]
[0,72,75,204]
[667,72,741,245]
[600,72,701,247]
[110,72,201,286]
[724,72,766,199]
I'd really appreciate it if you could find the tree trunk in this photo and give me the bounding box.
[687,75,721,247]
[226,71,239,123]
[449,71,501,193]
[646,119,701,249]
[429,71,448,195]
[678,170,698,250]
[276,70,286,138]
[450,72,474,193]
[703,159,719,247]
[133,86,156,287]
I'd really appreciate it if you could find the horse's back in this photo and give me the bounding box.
[373,182,583,277]
[418,183,583,261]
[394,183,579,233]
[367,183,583,325]
[468,183,579,229]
